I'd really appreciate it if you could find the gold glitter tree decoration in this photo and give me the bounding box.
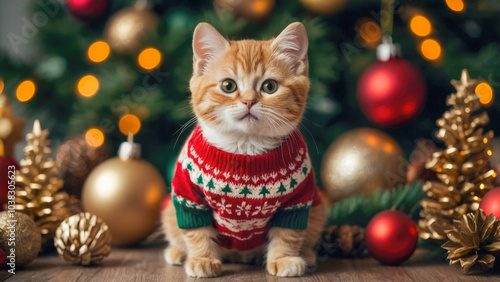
[15,120,71,248]
[419,69,497,243]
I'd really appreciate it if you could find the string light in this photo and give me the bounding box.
[0,78,4,95]
[77,75,99,97]
[138,48,162,70]
[85,128,105,147]
[16,80,36,102]
[420,39,442,61]
[119,114,141,135]
[358,19,381,47]
[410,15,431,37]
[475,82,494,106]
[88,41,110,63]
[445,0,465,12]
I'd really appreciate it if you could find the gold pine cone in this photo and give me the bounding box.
[442,209,500,274]
[54,212,112,265]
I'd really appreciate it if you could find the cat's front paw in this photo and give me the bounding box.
[185,257,222,277]
[267,256,306,277]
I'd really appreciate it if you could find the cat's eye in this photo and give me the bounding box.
[221,79,237,93]
[261,80,278,94]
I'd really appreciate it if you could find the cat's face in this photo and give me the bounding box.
[189,22,310,138]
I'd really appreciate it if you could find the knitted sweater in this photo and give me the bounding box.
[172,125,321,251]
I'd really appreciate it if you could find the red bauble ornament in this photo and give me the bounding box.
[366,210,418,265]
[0,248,6,267]
[480,187,500,219]
[0,157,18,211]
[66,0,110,22]
[357,39,426,128]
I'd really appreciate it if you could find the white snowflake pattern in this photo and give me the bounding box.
[233,174,241,181]
[295,155,302,162]
[270,172,278,179]
[242,175,250,182]
[252,201,281,216]
[289,163,296,171]
[261,174,270,181]
[280,169,287,176]
[213,168,220,175]
[251,176,260,183]
[216,198,233,215]
[236,201,252,217]
[223,172,231,179]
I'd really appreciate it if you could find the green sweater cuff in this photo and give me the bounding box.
[271,208,310,230]
[173,196,213,229]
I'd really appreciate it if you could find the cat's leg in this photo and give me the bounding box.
[182,226,222,277]
[302,203,326,267]
[162,201,187,265]
[266,228,306,277]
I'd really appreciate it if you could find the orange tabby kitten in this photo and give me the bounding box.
[162,22,325,277]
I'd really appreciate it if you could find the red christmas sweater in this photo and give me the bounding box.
[172,126,321,251]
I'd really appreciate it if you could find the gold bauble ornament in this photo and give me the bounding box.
[104,4,159,54]
[215,0,275,21]
[321,128,406,202]
[55,212,112,265]
[82,136,167,246]
[0,211,41,266]
[299,0,350,15]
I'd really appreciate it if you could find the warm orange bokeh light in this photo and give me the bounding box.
[445,0,465,12]
[88,41,110,63]
[410,15,431,37]
[85,128,105,147]
[138,48,162,70]
[475,82,494,106]
[420,39,442,61]
[252,0,273,14]
[359,20,381,44]
[16,80,36,102]
[77,75,100,97]
[0,78,4,95]
[119,114,142,136]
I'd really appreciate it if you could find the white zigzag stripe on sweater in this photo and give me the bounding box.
[218,230,266,241]
[182,148,312,199]
[213,212,272,232]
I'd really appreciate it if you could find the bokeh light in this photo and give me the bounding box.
[410,15,431,37]
[252,0,273,15]
[359,20,381,44]
[445,0,465,12]
[475,82,494,106]
[420,39,442,61]
[77,75,99,97]
[16,80,36,102]
[138,48,162,70]
[0,78,4,95]
[119,114,142,136]
[88,41,110,63]
[85,128,105,147]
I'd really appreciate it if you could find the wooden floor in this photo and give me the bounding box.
[2,243,499,281]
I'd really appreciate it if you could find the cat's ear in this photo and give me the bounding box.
[271,22,309,74]
[192,23,229,75]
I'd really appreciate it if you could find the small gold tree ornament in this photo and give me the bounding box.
[419,69,497,243]
[14,120,71,247]
[54,212,112,265]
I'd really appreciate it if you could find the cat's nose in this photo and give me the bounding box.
[242,100,256,110]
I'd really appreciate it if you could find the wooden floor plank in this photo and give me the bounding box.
[2,244,499,282]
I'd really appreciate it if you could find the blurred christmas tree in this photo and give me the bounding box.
[1,0,499,187]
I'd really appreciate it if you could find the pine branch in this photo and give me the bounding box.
[326,181,424,227]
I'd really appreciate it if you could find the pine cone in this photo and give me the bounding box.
[14,121,72,248]
[419,70,497,244]
[54,212,112,265]
[315,225,366,258]
[442,209,500,274]
[56,134,110,197]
